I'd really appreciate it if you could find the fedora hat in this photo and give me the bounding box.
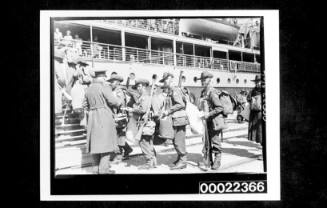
[159,72,174,83]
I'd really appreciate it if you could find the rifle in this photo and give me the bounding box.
[134,74,157,141]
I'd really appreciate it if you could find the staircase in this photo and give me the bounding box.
[55,107,95,171]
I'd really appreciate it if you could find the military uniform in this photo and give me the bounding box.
[113,85,133,159]
[83,70,122,174]
[106,75,133,160]
[132,79,157,168]
[198,71,224,170]
[160,72,189,169]
[200,87,224,154]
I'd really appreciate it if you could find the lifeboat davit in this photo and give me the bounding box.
[179,18,240,41]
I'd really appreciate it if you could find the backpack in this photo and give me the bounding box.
[206,88,234,116]
[219,93,234,115]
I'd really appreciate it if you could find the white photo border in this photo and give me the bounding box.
[40,10,280,201]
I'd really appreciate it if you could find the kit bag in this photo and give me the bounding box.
[212,115,227,131]
[219,93,234,115]
[159,115,174,139]
[170,88,190,127]
[142,120,156,136]
[158,95,175,139]
[172,111,190,127]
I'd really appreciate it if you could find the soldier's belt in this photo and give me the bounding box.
[89,106,106,110]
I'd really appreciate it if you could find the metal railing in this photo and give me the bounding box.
[54,39,260,73]
[229,60,261,73]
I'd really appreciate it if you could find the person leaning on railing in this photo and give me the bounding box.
[54,28,63,46]
[92,36,103,58]
[62,30,73,47]
[73,34,83,55]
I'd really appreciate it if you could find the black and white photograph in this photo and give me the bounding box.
[40,10,279,200]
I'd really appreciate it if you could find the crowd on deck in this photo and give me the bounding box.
[101,19,180,35]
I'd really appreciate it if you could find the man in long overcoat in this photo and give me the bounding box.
[83,69,122,174]
[248,75,263,145]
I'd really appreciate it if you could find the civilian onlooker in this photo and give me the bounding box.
[126,72,136,87]
[250,20,260,50]
[54,28,63,45]
[92,36,103,58]
[74,34,83,55]
[70,71,87,121]
[248,75,263,148]
[62,30,73,47]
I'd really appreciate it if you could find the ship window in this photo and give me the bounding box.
[54,22,91,42]
[92,27,121,45]
[255,54,261,63]
[151,38,173,52]
[227,78,231,83]
[244,79,247,84]
[242,52,255,62]
[236,79,239,84]
[195,45,210,57]
[216,78,220,84]
[213,51,227,59]
[125,33,148,49]
[228,50,242,61]
[177,42,193,55]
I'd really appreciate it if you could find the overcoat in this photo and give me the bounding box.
[83,80,122,154]
[248,87,263,144]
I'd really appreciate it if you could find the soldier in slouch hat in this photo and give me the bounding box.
[197,71,224,170]
[160,72,190,170]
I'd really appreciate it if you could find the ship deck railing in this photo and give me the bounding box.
[55,40,261,73]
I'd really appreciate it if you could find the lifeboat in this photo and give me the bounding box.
[179,18,240,41]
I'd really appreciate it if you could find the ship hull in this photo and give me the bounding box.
[87,60,258,96]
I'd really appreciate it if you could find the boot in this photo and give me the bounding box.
[123,142,133,159]
[170,161,187,170]
[138,158,157,170]
[198,158,211,171]
[170,155,187,170]
[169,155,180,167]
[111,147,123,164]
[98,154,116,174]
[211,153,222,170]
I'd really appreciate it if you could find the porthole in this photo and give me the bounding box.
[236,79,239,84]
[244,79,247,84]
[216,78,220,84]
[193,77,198,83]
[227,78,231,83]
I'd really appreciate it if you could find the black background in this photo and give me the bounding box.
[7,0,326,207]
